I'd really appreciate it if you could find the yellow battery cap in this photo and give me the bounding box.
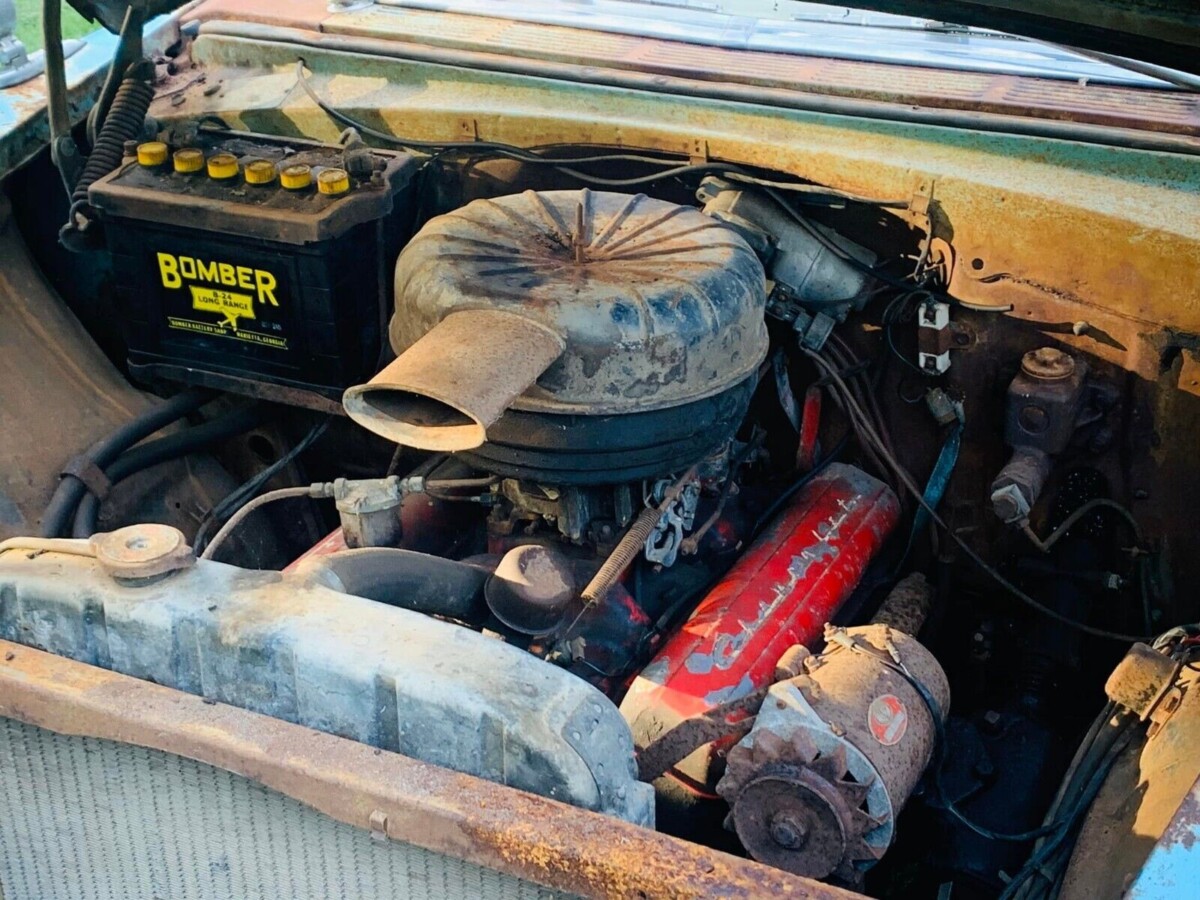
[207,153,239,180]
[244,159,277,185]
[172,148,204,174]
[280,164,313,190]
[317,167,350,196]
[136,141,168,167]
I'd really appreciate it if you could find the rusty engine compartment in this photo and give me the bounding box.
[3,15,1200,899]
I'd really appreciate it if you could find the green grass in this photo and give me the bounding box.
[13,1,97,53]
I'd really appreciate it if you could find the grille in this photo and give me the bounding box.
[0,717,569,900]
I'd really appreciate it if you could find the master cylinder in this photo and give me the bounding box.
[716,623,949,884]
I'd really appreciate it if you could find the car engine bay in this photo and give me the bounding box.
[2,16,1200,899]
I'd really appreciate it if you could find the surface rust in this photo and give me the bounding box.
[188,1,1200,137]
[1062,666,1200,900]
[0,638,855,899]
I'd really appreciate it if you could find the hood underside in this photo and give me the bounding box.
[70,0,1200,76]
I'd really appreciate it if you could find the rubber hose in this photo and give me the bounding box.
[66,61,155,218]
[71,403,267,538]
[40,388,214,537]
[297,548,489,622]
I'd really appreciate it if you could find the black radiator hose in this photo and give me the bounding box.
[61,61,155,245]
[70,403,268,538]
[40,388,215,537]
[296,548,490,623]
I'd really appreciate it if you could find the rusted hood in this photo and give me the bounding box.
[71,1,1200,76]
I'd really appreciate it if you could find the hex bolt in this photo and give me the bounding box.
[769,813,808,850]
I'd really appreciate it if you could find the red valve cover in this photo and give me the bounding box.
[620,462,900,788]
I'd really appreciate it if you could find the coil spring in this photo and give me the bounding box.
[70,75,155,209]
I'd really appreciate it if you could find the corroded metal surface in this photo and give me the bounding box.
[0,206,238,541]
[621,464,900,789]
[0,545,653,821]
[191,1,1200,136]
[718,624,949,881]
[0,18,182,177]
[0,638,855,899]
[345,307,568,450]
[388,189,768,416]
[1063,665,1200,900]
[1104,642,1181,721]
[869,572,932,637]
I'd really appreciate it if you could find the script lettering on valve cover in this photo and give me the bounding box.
[157,252,288,349]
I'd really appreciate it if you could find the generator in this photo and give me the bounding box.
[88,132,420,411]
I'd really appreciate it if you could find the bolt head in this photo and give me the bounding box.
[768,813,808,850]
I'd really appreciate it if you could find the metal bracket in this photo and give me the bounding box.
[636,685,770,782]
[644,477,699,568]
[367,809,389,842]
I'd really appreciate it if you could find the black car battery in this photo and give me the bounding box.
[88,131,420,411]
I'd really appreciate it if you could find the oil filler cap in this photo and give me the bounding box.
[172,148,204,174]
[207,152,239,180]
[317,167,350,196]
[281,164,313,190]
[136,141,168,167]
[89,524,195,581]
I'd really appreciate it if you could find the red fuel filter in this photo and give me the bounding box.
[620,462,900,788]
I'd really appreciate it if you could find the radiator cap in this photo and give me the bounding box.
[89,524,194,580]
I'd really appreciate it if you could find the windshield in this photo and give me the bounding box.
[391,0,1190,89]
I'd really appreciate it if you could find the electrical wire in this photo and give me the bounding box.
[803,347,1149,643]
[193,419,330,553]
[999,718,1137,900]
[869,625,1141,863]
[813,346,896,491]
[838,634,1068,844]
[827,334,897,462]
[293,60,913,206]
[201,485,328,561]
[766,186,1014,313]
[1021,497,1144,554]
